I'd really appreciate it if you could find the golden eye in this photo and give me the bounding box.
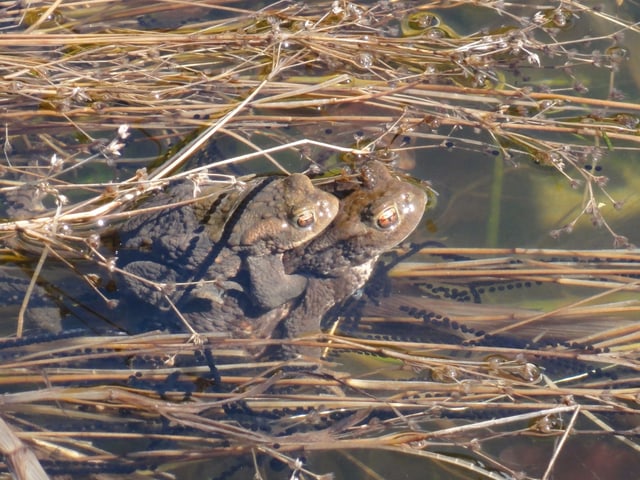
[376,205,399,229]
[293,208,316,228]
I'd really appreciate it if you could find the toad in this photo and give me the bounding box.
[184,160,428,347]
[279,160,428,341]
[115,173,339,329]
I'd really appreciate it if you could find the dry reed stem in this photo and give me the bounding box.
[0,328,637,478]
[0,0,637,252]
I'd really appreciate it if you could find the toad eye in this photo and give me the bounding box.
[292,208,316,228]
[376,205,399,229]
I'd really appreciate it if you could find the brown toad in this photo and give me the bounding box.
[115,173,339,329]
[279,160,428,340]
[184,160,428,347]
